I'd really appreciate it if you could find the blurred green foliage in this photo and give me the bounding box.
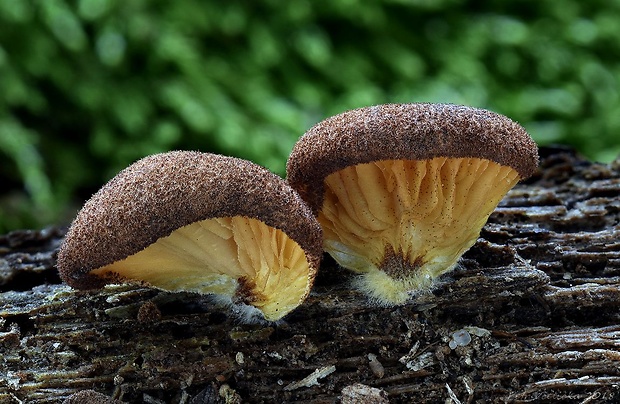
[1,0,619,232]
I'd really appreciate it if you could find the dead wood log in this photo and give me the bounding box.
[1,147,620,403]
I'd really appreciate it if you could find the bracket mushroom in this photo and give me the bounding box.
[286,103,538,305]
[57,151,322,321]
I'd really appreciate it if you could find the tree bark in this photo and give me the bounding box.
[2,147,620,403]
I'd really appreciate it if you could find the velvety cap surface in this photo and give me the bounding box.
[58,151,322,285]
[286,103,539,212]
[62,390,123,404]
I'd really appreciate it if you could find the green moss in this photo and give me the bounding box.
[1,0,619,231]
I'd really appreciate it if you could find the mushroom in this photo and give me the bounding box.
[286,103,538,305]
[57,151,322,321]
[62,390,123,404]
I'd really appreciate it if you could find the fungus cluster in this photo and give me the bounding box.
[286,103,538,305]
[57,151,322,321]
[58,103,538,319]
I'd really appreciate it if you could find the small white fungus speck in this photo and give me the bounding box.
[450,329,472,349]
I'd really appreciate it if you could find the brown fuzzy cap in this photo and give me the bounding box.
[286,103,539,213]
[62,390,123,404]
[57,151,323,289]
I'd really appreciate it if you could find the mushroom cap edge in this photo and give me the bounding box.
[286,103,539,213]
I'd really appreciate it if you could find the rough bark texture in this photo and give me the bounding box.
[1,147,620,403]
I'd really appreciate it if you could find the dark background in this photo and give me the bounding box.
[1,0,619,232]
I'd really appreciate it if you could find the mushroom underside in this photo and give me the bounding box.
[89,216,313,321]
[318,157,520,305]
